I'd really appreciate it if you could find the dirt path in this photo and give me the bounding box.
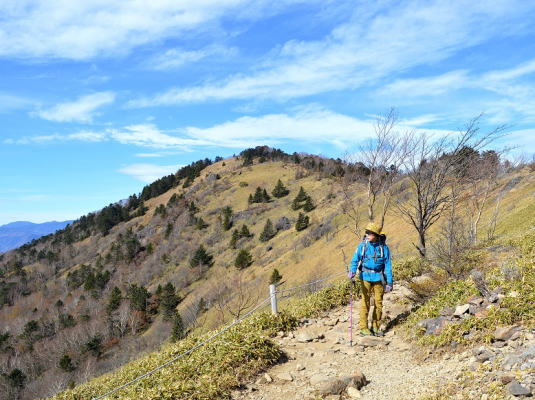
[231,286,467,400]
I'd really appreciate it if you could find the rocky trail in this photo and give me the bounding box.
[232,285,535,400]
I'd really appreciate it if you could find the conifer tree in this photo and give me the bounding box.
[272,179,290,198]
[303,196,315,212]
[160,282,180,320]
[188,201,198,214]
[230,229,240,249]
[106,287,122,314]
[291,186,311,210]
[295,186,308,202]
[190,245,213,267]
[195,217,208,230]
[269,268,282,285]
[295,213,310,231]
[248,194,254,204]
[59,354,76,372]
[259,219,276,242]
[262,188,271,202]
[235,249,253,269]
[128,284,150,312]
[171,314,185,342]
[221,206,233,230]
[253,187,263,203]
[165,222,173,238]
[239,224,251,238]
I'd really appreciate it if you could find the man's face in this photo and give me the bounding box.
[366,231,378,242]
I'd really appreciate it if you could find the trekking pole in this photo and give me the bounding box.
[342,249,353,347]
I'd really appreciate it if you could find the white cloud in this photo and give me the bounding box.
[109,124,210,149]
[4,131,107,145]
[37,92,115,123]
[0,1,317,60]
[147,45,237,70]
[129,1,535,107]
[377,70,470,98]
[118,163,181,183]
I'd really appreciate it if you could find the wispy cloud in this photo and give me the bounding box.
[129,1,535,107]
[36,92,115,123]
[0,92,33,113]
[5,131,107,145]
[0,1,317,60]
[147,45,237,70]
[118,163,182,183]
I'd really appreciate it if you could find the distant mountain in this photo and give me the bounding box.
[0,220,73,252]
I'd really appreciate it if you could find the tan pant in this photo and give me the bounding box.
[359,280,384,330]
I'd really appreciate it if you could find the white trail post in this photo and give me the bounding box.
[269,284,278,315]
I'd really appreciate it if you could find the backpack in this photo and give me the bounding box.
[357,235,387,286]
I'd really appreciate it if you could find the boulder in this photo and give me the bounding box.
[317,378,347,396]
[494,325,520,341]
[417,316,452,335]
[296,327,325,343]
[453,304,470,317]
[275,372,293,382]
[507,380,531,397]
[346,386,362,399]
[343,370,367,389]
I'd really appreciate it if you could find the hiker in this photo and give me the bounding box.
[348,222,393,337]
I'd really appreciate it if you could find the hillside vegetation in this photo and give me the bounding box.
[0,144,533,399]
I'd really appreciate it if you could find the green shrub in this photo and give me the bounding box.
[235,249,253,269]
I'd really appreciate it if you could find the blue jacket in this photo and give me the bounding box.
[350,240,393,285]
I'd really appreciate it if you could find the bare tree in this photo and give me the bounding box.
[465,151,501,243]
[359,108,414,228]
[396,115,507,257]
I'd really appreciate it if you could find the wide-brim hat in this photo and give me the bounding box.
[364,222,382,235]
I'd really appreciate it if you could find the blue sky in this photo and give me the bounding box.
[1,0,535,225]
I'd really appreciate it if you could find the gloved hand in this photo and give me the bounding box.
[347,271,355,280]
[384,284,393,293]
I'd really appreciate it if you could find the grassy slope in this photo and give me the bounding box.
[40,160,534,399]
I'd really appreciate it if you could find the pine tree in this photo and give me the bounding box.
[248,194,254,204]
[291,186,309,210]
[235,249,253,269]
[197,297,207,316]
[195,217,208,230]
[160,282,180,320]
[59,354,76,372]
[165,222,173,238]
[188,201,198,214]
[221,206,233,230]
[272,179,290,198]
[230,229,240,249]
[127,284,150,312]
[253,187,263,203]
[295,213,310,231]
[303,196,315,212]
[106,287,122,314]
[190,245,213,267]
[269,269,282,285]
[262,189,271,202]
[259,219,276,242]
[239,224,251,238]
[171,313,185,342]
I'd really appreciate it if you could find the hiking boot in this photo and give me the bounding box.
[358,328,373,336]
[372,329,385,337]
